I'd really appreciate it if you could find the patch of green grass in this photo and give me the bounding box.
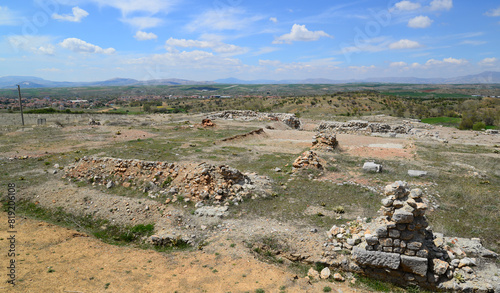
[421,117,461,127]
[6,200,156,247]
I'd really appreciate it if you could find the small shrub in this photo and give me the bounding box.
[472,121,486,131]
[333,205,345,214]
[323,287,332,292]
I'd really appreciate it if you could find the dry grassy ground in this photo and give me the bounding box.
[1,112,499,292]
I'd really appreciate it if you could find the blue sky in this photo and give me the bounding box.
[1,0,499,82]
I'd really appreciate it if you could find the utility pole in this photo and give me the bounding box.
[17,85,25,126]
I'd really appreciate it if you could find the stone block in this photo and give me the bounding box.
[375,226,388,237]
[392,209,414,223]
[352,247,401,270]
[388,229,401,238]
[401,255,428,277]
[408,170,427,177]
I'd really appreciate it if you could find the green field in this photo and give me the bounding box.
[421,117,461,127]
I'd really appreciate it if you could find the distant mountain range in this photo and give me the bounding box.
[215,71,500,85]
[1,71,500,89]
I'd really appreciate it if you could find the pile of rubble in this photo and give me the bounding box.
[317,120,413,135]
[209,110,301,129]
[65,157,271,204]
[311,132,339,151]
[88,118,101,126]
[201,118,215,127]
[292,151,324,170]
[320,181,499,291]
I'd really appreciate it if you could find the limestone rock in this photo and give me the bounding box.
[408,170,427,177]
[333,273,345,282]
[307,268,320,279]
[433,259,449,275]
[363,162,382,173]
[400,255,428,277]
[392,209,414,224]
[352,247,401,270]
[320,267,331,279]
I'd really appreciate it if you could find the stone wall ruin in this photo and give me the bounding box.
[322,181,499,292]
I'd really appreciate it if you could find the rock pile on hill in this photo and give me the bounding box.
[210,110,301,129]
[292,151,324,170]
[311,132,339,151]
[65,157,271,204]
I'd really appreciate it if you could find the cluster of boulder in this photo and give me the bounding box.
[311,132,339,152]
[317,120,413,135]
[320,181,499,292]
[65,157,271,204]
[209,110,301,129]
[292,151,324,170]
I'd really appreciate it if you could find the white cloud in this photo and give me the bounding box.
[134,31,158,41]
[429,0,453,11]
[259,60,282,67]
[479,57,498,66]
[6,35,56,55]
[52,6,89,22]
[393,1,421,11]
[0,6,21,25]
[253,47,280,56]
[37,45,56,55]
[128,50,243,77]
[408,16,433,28]
[186,7,263,32]
[121,16,163,30]
[426,57,467,66]
[485,7,500,17]
[388,39,423,50]
[59,38,116,54]
[165,37,247,56]
[390,61,408,67]
[460,40,486,45]
[87,0,176,16]
[269,17,278,23]
[273,24,331,44]
[37,68,61,72]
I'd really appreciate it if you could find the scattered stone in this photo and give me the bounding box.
[408,170,427,177]
[106,181,114,189]
[333,273,345,282]
[307,268,320,279]
[320,267,331,279]
[363,162,382,173]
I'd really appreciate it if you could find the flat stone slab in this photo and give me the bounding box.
[194,206,229,217]
[400,255,428,277]
[408,170,427,177]
[352,247,400,270]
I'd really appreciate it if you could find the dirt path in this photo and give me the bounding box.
[0,211,367,293]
